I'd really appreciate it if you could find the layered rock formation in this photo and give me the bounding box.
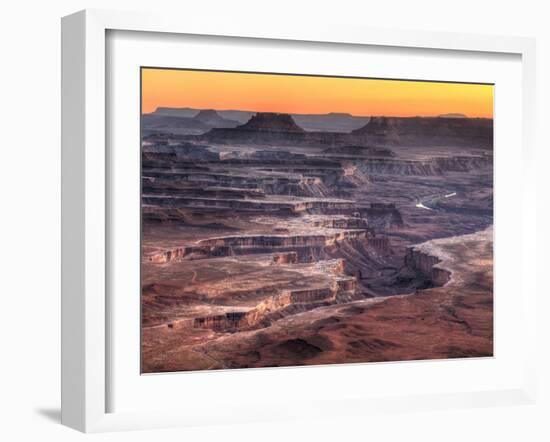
[235,112,305,133]
[187,259,357,332]
[404,247,451,287]
[140,107,494,373]
[192,109,240,127]
[198,112,376,149]
[200,112,347,146]
[145,230,368,263]
[198,112,493,151]
[352,116,493,148]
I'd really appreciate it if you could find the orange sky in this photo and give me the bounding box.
[141,68,494,118]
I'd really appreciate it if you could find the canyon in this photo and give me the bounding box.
[141,110,494,372]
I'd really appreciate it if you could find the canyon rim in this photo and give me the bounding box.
[140,68,494,373]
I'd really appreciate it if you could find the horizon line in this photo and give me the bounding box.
[143,106,494,119]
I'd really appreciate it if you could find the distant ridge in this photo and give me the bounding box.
[152,107,369,132]
[192,109,240,127]
[145,108,493,149]
[235,113,305,133]
[438,113,468,118]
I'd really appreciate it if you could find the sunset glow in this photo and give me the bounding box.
[141,68,494,118]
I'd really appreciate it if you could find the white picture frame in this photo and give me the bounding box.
[61,9,538,433]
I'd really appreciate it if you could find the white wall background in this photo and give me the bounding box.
[0,1,547,440]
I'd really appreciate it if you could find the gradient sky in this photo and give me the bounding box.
[141,68,494,118]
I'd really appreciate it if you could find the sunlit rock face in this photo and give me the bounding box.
[140,108,493,373]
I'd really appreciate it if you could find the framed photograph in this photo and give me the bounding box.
[61,9,538,432]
